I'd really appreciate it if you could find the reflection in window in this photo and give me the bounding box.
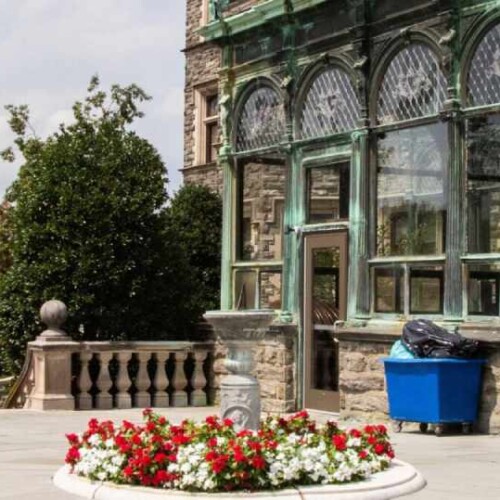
[312,248,340,324]
[374,267,403,313]
[300,67,360,139]
[377,123,447,256]
[468,264,500,316]
[239,159,286,261]
[259,272,281,309]
[312,329,338,391]
[467,23,500,107]
[377,44,446,124]
[467,115,500,253]
[307,163,349,224]
[234,270,256,310]
[410,266,444,314]
[235,86,284,152]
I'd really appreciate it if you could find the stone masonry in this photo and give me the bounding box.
[211,325,296,414]
[183,0,223,192]
[338,338,392,423]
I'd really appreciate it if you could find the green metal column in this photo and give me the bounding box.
[281,146,303,321]
[443,6,463,321]
[348,130,371,319]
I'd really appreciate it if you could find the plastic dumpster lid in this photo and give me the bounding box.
[381,357,487,364]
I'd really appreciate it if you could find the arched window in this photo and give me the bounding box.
[467,23,500,107]
[235,85,284,152]
[377,43,446,124]
[299,67,360,139]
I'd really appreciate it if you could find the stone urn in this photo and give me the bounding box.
[203,310,275,431]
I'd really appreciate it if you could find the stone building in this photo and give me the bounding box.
[183,0,500,432]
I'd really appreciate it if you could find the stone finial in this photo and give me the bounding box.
[39,300,69,340]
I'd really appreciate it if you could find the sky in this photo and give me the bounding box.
[0,0,186,198]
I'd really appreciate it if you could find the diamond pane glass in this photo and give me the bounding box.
[300,68,360,138]
[468,24,500,107]
[235,86,284,152]
[377,44,446,124]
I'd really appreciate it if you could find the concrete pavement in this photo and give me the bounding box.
[0,408,498,499]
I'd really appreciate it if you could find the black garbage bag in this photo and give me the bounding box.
[402,319,479,358]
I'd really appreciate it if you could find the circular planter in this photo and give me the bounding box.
[53,459,426,500]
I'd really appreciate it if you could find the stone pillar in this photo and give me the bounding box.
[27,300,78,411]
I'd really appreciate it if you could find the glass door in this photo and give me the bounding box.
[303,232,347,412]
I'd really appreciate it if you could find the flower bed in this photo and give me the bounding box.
[64,409,395,493]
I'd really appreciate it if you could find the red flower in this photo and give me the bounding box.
[349,429,362,438]
[223,418,234,427]
[154,453,167,464]
[358,450,368,459]
[248,441,262,452]
[251,455,266,470]
[232,446,246,463]
[205,450,218,462]
[377,425,388,434]
[123,465,134,477]
[332,434,347,451]
[364,425,375,434]
[367,436,377,445]
[211,455,228,474]
[207,437,217,448]
[374,443,385,455]
[65,446,80,464]
[65,433,79,445]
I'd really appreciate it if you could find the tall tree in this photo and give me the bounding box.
[168,184,222,319]
[0,77,193,374]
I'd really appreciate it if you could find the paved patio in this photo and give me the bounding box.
[0,408,499,499]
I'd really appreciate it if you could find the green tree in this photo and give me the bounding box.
[0,76,193,375]
[168,184,222,320]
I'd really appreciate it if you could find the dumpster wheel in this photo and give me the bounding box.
[391,420,403,433]
[462,423,472,434]
[419,423,428,434]
[434,424,444,436]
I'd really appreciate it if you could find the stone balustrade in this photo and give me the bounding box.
[72,341,213,410]
[4,300,214,410]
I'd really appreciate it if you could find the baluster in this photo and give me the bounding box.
[153,352,169,407]
[135,351,152,408]
[191,350,208,406]
[115,352,132,409]
[170,352,188,407]
[96,352,113,409]
[77,351,93,410]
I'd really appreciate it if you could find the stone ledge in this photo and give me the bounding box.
[53,460,426,500]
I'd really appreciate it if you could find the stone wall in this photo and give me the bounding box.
[477,346,500,434]
[211,325,297,414]
[183,0,223,192]
[338,337,392,422]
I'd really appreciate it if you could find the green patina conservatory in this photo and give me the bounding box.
[188,0,500,430]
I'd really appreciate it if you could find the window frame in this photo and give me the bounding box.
[194,85,220,166]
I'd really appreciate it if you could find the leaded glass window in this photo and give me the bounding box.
[235,86,284,152]
[466,114,500,253]
[376,123,448,256]
[377,44,446,124]
[467,24,500,107]
[300,68,360,138]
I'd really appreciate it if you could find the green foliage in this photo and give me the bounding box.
[167,184,222,319]
[0,77,194,375]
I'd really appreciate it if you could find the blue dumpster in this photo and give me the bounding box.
[382,358,485,435]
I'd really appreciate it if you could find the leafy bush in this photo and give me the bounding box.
[0,77,194,375]
[167,184,222,319]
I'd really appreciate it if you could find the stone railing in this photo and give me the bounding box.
[70,341,213,410]
[4,301,214,410]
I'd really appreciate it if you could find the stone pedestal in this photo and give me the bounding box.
[28,341,77,410]
[204,310,275,431]
[27,300,78,411]
[221,373,260,430]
